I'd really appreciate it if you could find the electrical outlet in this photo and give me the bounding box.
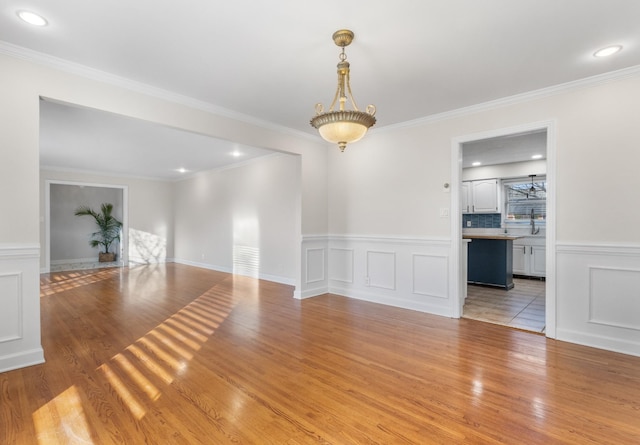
[466,220,472,227]
[439,207,449,217]
[364,276,370,286]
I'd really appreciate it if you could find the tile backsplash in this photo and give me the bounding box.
[463,213,502,229]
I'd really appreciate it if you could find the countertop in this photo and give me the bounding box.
[463,234,522,240]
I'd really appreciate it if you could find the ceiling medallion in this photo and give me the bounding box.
[310,29,376,152]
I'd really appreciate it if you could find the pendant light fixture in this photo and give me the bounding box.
[529,174,536,194]
[310,29,376,152]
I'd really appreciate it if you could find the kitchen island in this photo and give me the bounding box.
[463,234,520,289]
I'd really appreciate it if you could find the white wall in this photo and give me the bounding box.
[1,52,327,371]
[173,154,300,285]
[2,48,640,371]
[40,170,175,270]
[308,73,640,356]
[50,184,123,261]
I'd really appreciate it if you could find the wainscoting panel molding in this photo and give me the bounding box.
[329,248,354,284]
[0,272,22,342]
[322,236,453,317]
[413,254,449,299]
[556,243,640,357]
[306,248,325,284]
[589,266,640,331]
[300,237,329,299]
[366,251,396,291]
[0,244,44,372]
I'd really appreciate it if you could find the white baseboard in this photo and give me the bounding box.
[173,258,295,286]
[330,285,453,318]
[557,328,640,358]
[0,348,45,373]
[50,257,97,265]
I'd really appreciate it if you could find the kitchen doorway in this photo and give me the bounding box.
[451,122,555,337]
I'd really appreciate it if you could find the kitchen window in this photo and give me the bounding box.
[504,177,546,225]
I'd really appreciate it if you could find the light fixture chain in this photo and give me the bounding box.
[345,70,360,112]
[310,29,376,151]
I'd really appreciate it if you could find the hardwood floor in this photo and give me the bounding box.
[2,264,639,444]
[463,278,546,333]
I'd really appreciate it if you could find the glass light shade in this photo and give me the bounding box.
[319,121,368,144]
[311,110,376,151]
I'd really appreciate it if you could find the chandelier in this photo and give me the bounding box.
[310,29,376,152]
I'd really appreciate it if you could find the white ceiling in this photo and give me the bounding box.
[39,100,276,180]
[462,130,547,169]
[2,1,640,179]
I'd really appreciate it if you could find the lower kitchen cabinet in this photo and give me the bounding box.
[513,239,546,277]
[467,238,514,289]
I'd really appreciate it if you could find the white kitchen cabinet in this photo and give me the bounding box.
[530,245,546,276]
[461,181,471,213]
[513,238,546,277]
[462,179,500,213]
[512,244,526,275]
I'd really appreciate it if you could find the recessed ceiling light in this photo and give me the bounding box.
[472,161,482,167]
[176,168,189,173]
[531,154,543,160]
[231,151,241,157]
[17,10,48,27]
[593,45,622,58]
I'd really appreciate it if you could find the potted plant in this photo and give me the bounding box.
[74,203,122,262]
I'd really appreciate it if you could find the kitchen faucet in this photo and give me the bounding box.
[530,208,540,235]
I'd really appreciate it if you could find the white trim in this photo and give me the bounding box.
[326,234,451,246]
[0,244,40,258]
[556,328,640,358]
[0,41,315,142]
[0,272,23,343]
[328,247,354,284]
[588,266,640,332]
[5,42,640,138]
[50,257,102,265]
[40,165,173,183]
[301,234,330,242]
[412,253,449,299]
[378,65,640,132]
[450,120,557,338]
[173,258,296,287]
[557,242,640,256]
[329,285,453,318]
[305,247,326,284]
[0,348,45,374]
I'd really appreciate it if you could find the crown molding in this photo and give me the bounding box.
[376,64,640,133]
[0,41,317,142]
[3,40,640,137]
[40,165,175,182]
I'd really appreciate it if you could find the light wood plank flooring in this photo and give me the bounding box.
[463,278,546,333]
[2,264,639,444]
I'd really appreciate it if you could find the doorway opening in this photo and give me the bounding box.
[450,121,556,338]
[45,180,128,273]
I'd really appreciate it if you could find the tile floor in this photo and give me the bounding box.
[463,277,545,333]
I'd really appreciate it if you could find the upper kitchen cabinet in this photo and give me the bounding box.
[462,179,500,213]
